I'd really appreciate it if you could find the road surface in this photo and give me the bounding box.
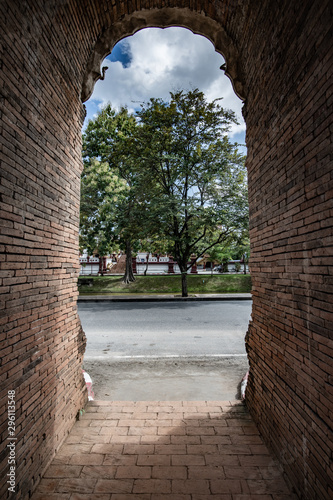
[79,300,252,400]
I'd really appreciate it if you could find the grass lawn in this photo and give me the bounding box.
[78,274,252,295]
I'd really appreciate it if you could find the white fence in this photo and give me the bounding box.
[79,257,100,275]
[79,253,249,275]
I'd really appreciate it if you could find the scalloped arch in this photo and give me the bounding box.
[81,7,246,103]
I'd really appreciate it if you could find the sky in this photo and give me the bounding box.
[83,27,246,148]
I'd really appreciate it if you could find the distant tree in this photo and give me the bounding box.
[203,245,232,275]
[229,234,250,274]
[137,236,170,275]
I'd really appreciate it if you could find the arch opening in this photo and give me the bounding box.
[82,26,246,145]
[79,25,251,401]
[81,8,246,104]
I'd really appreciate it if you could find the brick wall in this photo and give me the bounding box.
[0,1,332,499]
[0,2,88,498]
[241,2,333,499]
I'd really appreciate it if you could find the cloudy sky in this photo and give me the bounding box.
[84,27,246,147]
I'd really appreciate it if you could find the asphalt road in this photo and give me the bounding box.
[79,300,252,401]
[78,301,251,359]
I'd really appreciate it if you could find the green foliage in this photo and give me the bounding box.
[80,91,249,292]
[80,158,128,255]
[82,105,136,164]
[81,105,137,256]
[129,89,249,295]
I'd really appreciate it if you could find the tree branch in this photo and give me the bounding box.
[186,229,230,270]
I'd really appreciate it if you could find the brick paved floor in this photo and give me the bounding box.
[32,401,297,499]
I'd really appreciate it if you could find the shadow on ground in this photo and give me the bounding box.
[31,401,297,499]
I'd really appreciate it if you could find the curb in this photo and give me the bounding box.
[78,293,252,302]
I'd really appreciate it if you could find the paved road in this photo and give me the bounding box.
[78,300,252,400]
[78,301,251,359]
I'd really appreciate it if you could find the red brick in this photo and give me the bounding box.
[1,3,332,500]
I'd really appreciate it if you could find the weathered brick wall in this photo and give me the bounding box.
[241,1,333,499]
[0,2,89,498]
[0,1,332,499]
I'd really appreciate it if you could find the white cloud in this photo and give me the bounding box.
[88,27,245,139]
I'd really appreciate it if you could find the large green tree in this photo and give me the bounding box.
[127,89,248,296]
[80,91,248,294]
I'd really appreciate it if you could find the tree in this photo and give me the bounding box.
[202,245,232,275]
[128,89,248,296]
[80,158,129,259]
[228,233,250,274]
[82,104,178,283]
[80,93,248,294]
[81,105,143,283]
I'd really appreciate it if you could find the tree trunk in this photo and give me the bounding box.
[143,253,149,276]
[123,240,136,284]
[181,271,188,298]
[98,257,104,276]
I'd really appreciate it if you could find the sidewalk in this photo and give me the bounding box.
[78,293,252,302]
[31,400,296,499]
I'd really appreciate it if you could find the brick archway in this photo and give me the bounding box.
[1,1,332,499]
[81,7,246,103]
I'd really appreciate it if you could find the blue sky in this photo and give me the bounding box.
[84,28,246,149]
